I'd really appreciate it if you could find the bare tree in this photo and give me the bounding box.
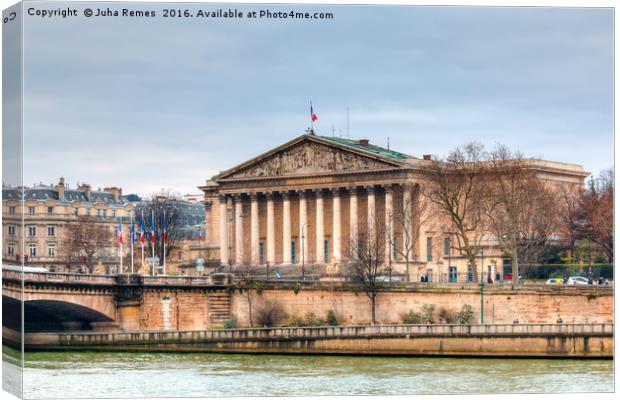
[575,170,613,262]
[425,143,487,282]
[343,225,389,325]
[61,216,113,273]
[480,146,560,284]
[387,185,435,282]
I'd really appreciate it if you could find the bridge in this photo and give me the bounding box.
[2,270,233,332]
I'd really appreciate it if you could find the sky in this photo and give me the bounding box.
[13,2,614,196]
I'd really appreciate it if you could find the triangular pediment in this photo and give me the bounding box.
[215,135,405,180]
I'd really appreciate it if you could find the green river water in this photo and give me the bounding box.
[2,348,614,398]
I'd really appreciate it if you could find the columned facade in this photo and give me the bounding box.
[200,133,588,281]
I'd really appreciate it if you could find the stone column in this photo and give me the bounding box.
[403,184,413,261]
[266,192,275,265]
[250,194,259,265]
[314,189,324,264]
[234,194,244,266]
[332,188,341,263]
[219,194,229,266]
[384,185,393,264]
[349,187,358,245]
[298,190,309,266]
[282,191,292,264]
[367,186,376,239]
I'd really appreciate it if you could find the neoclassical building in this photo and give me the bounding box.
[200,134,588,282]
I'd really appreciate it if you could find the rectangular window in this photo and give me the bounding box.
[97,209,102,218]
[444,238,450,257]
[8,225,15,236]
[426,237,433,262]
[29,244,37,257]
[449,266,457,283]
[112,210,116,218]
[9,206,15,214]
[291,240,296,264]
[74,208,79,216]
[86,209,91,216]
[48,226,56,236]
[324,239,329,263]
[28,226,36,237]
[47,206,53,215]
[48,244,56,257]
[103,210,107,218]
[426,269,433,283]
[28,206,35,215]
[467,264,474,283]
[259,242,265,265]
[8,243,15,257]
[178,251,183,261]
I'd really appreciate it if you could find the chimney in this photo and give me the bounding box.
[423,154,432,161]
[104,187,122,202]
[57,177,65,201]
[359,139,370,146]
[79,183,92,201]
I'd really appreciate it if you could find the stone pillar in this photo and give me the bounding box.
[332,188,341,263]
[403,184,413,261]
[367,186,376,239]
[314,189,324,264]
[234,195,244,266]
[219,194,229,266]
[266,193,275,265]
[384,185,393,264]
[282,191,292,264]
[298,190,309,265]
[250,194,259,265]
[349,187,358,245]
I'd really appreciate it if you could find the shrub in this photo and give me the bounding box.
[255,299,287,327]
[422,304,436,324]
[438,308,455,324]
[455,304,475,325]
[223,316,237,329]
[286,314,305,327]
[304,312,325,326]
[327,310,339,326]
[401,310,423,324]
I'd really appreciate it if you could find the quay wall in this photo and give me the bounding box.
[6,324,613,358]
[230,285,613,327]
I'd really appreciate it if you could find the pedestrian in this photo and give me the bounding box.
[513,318,519,324]
[556,317,563,324]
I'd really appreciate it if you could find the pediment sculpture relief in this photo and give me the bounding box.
[225,141,398,179]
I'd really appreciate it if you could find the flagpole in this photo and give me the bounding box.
[151,210,155,277]
[141,210,145,274]
[119,219,123,274]
[130,211,134,274]
[163,209,166,276]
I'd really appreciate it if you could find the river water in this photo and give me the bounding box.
[3,350,614,398]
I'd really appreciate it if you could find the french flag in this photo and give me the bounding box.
[311,102,317,122]
[151,211,156,244]
[140,211,145,245]
[163,210,167,245]
[117,219,123,244]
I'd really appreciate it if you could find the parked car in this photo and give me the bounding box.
[567,276,590,285]
[545,278,564,286]
[597,278,610,285]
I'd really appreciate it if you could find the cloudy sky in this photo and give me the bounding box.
[18,3,613,196]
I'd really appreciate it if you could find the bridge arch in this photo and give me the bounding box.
[3,295,117,332]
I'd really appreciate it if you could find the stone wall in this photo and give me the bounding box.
[230,285,613,327]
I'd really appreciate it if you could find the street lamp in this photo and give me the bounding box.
[298,223,310,281]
